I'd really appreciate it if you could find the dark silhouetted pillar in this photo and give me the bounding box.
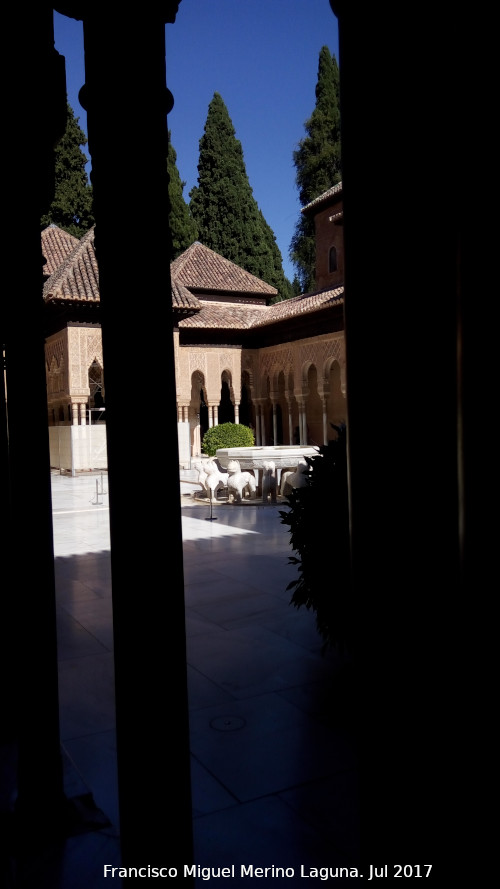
[331,0,469,869]
[79,5,193,874]
[2,3,67,832]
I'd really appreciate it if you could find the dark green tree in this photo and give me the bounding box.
[167,132,198,259]
[290,275,302,297]
[41,102,94,238]
[290,46,342,293]
[190,92,292,301]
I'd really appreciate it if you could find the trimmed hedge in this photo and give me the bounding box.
[201,422,255,457]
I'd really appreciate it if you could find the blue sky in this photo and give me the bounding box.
[54,2,339,282]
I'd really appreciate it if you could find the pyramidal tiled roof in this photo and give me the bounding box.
[302,181,343,214]
[43,227,99,303]
[171,242,278,296]
[42,228,200,311]
[41,224,80,276]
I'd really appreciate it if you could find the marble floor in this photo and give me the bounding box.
[5,470,360,887]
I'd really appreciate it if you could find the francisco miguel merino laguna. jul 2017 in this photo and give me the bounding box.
[103,864,434,880]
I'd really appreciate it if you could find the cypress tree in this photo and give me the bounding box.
[190,92,292,301]
[41,102,94,238]
[290,275,302,297]
[167,132,198,259]
[290,47,342,293]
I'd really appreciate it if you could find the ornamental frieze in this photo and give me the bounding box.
[45,337,66,369]
[188,350,208,375]
[218,348,240,373]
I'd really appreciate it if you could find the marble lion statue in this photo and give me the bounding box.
[226,459,257,503]
[262,460,277,503]
[193,459,228,499]
[280,458,309,497]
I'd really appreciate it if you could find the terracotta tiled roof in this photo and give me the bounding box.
[251,287,344,327]
[42,227,199,312]
[171,278,201,311]
[171,242,278,296]
[302,181,343,214]
[43,227,99,303]
[179,302,268,330]
[180,288,343,331]
[41,234,340,331]
[41,225,80,276]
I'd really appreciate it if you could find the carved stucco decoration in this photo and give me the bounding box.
[252,334,346,405]
[180,349,208,407]
[46,333,68,400]
[188,349,208,377]
[47,354,66,396]
[241,351,256,399]
[218,347,241,401]
[67,327,103,395]
[45,336,65,369]
[183,345,242,406]
[297,335,345,397]
[258,346,294,395]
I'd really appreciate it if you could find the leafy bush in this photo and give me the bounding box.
[280,424,353,653]
[201,422,255,457]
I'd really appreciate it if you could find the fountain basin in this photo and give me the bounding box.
[216,445,318,472]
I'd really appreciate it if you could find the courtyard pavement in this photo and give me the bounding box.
[10,469,360,887]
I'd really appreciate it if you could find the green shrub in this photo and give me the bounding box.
[201,422,255,457]
[280,424,354,653]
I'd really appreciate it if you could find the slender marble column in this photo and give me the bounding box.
[255,408,261,445]
[298,403,307,444]
[322,398,328,444]
[193,423,201,456]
